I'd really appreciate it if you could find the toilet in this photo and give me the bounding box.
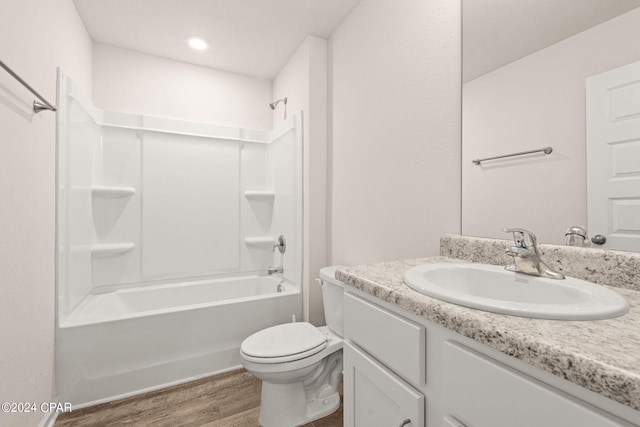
[240,266,344,427]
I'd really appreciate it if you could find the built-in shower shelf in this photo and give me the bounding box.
[92,186,136,198]
[91,243,135,256]
[244,190,275,201]
[244,237,276,247]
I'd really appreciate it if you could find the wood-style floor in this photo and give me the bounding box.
[55,369,343,427]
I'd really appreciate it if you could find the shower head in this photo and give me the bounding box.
[270,97,287,110]
[269,97,288,119]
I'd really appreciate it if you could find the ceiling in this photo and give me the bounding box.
[463,0,640,82]
[74,0,640,83]
[73,0,362,79]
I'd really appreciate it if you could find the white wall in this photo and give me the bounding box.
[272,36,328,325]
[92,44,272,130]
[329,0,462,265]
[0,1,93,426]
[462,8,640,244]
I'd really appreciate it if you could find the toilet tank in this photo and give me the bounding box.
[319,266,345,337]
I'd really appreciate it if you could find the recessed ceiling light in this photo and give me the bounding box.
[187,37,208,50]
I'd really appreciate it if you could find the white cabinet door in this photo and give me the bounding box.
[344,342,424,427]
[586,60,640,251]
[444,341,629,427]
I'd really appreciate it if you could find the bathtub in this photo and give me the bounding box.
[56,274,301,407]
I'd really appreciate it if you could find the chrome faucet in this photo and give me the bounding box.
[268,235,286,275]
[503,228,565,279]
[267,266,284,275]
[565,226,588,247]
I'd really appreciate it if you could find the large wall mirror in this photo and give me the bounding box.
[462,0,640,252]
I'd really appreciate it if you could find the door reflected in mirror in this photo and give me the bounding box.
[462,0,640,251]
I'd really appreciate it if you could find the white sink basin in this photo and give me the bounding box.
[402,263,629,320]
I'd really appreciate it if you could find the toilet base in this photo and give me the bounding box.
[304,391,340,424]
[258,381,340,427]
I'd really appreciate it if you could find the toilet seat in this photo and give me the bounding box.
[241,322,327,364]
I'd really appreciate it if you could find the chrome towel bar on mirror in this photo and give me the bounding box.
[472,146,552,165]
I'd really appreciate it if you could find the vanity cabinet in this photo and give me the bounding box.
[343,290,639,427]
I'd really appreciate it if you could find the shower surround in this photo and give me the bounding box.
[55,71,303,406]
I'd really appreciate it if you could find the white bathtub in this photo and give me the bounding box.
[56,274,301,407]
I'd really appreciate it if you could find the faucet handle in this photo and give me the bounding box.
[503,227,537,248]
[273,235,286,254]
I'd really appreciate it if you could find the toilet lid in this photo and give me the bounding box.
[241,322,327,359]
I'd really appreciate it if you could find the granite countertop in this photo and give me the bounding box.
[336,256,640,411]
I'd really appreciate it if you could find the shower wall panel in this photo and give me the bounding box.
[240,143,273,270]
[57,70,302,314]
[268,117,303,286]
[58,75,101,318]
[142,133,240,279]
[92,127,141,287]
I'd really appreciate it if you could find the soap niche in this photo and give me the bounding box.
[243,192,276,269]
[92,188,135,238]
[91,245,135,286]
[91,187,137,287]
[244,190,275,229]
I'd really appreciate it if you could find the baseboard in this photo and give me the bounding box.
[37,409,58,427]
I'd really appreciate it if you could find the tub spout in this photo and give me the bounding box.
[268,266,284,275]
